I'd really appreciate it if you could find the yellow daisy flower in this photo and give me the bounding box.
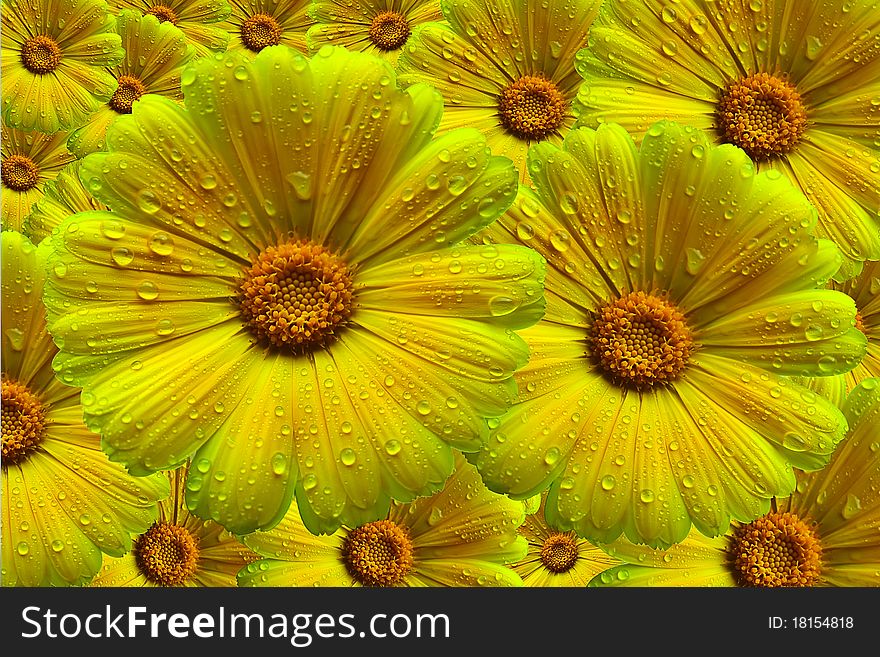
[591,378,880,587]
[513,494,619,587]
[2,121,76,233]
[475,121,866,548]
[2,231,168,587]
[308,0,441,66]
[44,46,544,536]
[222,0,312,54]
[576,0,880,277]
[91,466,257,586]
[108,0,231,57]
[68,11,197,158]
[1,0,124,133]
[835,259,880,390]
[398,0,602,183]
[25,161,109,243]
[239,454,526,587]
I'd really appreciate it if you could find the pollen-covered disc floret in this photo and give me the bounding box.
[498,75,568,141]
[540,533,579,573]
[238,238,354,351]
[240,13,283,52]
[341,519,414,587]
[729,511,823,587]
[20,35,62,74]
[109,75,147,114]
[147,4,178,24]
[717,73,807,160]
[368,11,411,51]
[134,522,200,586]
[590,291,694,388]
[2,379,47,466]
[2,155,40,192]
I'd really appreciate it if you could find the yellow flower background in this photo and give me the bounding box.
[1,0,878,589]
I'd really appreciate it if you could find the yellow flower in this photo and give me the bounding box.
[576,0,880,277]
[222,0,312,54]
[514,494,619,587]
[108,0,231,57]
[91,466,257,586]
[2,121,76,233]
[475,122,866,548]
[835,259,880,391]
[1,0,124,132]
[68,11,198,157]
[592,378,880,587]
[2,231,168,587]
[398,0,602,183]
[25,161,109,243]
[44,46,544,536]
[239,454,526,587]
[308,0,441,66]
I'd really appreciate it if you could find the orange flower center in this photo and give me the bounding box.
[2,379,47,466]
[241,13,283,52]
[540,533,579,573]
[729,511,822,587]
[20,35,62,74]
[590,291,694,389]
[855,310,865,334]
[498,75,568,141]
[134,522,200,586]
[109,75,147,114]
[368,11,411,51]
[146,4,179,24]
[341,520,414,587]
[238,238,354,352]
[717,73,807,160]
[2,155,40,192]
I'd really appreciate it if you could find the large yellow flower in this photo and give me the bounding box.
[25,161,109,243]
[68,11,197,157]
[222,0,312,54]
[397,0,602,182]
[44,46,544,536]
[576,0,880,277]
[91,466,257,586]
[308,0,441,66]
[513,494,619,587]
[108,0,231,57]
[591,378,880,587]
[1,0,124,133]
[239,454,526,587]
[2,231,168,587]
[475,121,866,548]
[2,122,76,233]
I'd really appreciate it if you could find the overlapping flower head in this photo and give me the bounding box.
[239,454,526,587]
[308,0,441,66]
[44,45,544,537]
[475,121,865,548]
[398,0,602,182]
[576,0,880,277]
[222,0,312,54]
[1,0,125,133]
[25,161,109,242]
[1,231,168,587]
[591,378,880,587]
[108,0,231,57]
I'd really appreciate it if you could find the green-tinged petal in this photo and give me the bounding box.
[589,563,734,587]
[25,161,108,242]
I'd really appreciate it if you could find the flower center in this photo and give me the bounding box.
[2,155,40,192]
[20,35,62,74]
[341,519,414,587]
[729,511,822,587]
[238,238,354,352]
[368,11,411,51]
[146,4,178,24]
[134,522,200,586]
[590,291,694,389]
[855,310,866,334]
[498,75,568,141]
[2,379,47,466]
[540,533,579,573]
[240,13,282,52]
[109,75,147,114]
[717,72,807,160]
